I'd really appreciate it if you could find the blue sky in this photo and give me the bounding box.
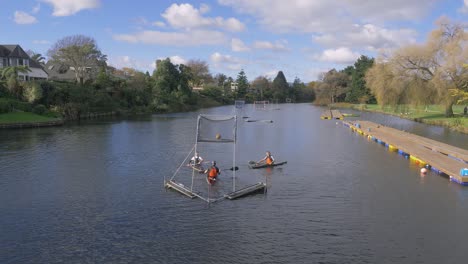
[1,0,467,82]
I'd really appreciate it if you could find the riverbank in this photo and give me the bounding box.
[0,112,63,128]
[332,103,468,134]
[0,96,224,129]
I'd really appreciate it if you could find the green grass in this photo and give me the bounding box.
[0,112,58,124]
[343,104,468,133]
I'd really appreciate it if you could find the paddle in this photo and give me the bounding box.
[225,166,239,171]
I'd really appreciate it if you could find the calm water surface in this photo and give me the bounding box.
[1,104,468,264]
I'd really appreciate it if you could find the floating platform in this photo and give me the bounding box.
[165,180,197,199]
[331,110,344,120]
[321,110,344,120]
[344,120,468,185]
[225,182,267,200]
[320,110,332,119]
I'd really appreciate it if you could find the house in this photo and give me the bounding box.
[230,81,238,92]
[45,61,100,82]
[0,44,48,80]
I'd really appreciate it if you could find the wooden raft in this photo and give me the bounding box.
[344,120,468,185]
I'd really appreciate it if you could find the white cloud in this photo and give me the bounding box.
[219,0,436,33]
[43,0,100,16]
[162,3,245,32]
[114,30,226,46]
[253,40,289,52]
[32,40,50,44]
[108,55,152,71]
[231,38,250,52]
[158,55,188,65]
[14,11,38,24]
[314,24,417,51]
[32,3,41,14]
[459,0,468,13]
[210,52,245,70]
[263,70,279,79]
[315,47,360,64]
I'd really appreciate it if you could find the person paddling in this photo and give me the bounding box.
[189,152,204,166]
[206,161,220,184]
[257,151,275,165]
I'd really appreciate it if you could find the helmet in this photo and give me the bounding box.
[212,161,216,165]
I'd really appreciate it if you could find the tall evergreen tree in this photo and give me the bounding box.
[346,55,375,103]
[272,71,289,101]
[236,69,249,98]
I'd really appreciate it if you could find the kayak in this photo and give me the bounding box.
[249,161,287,169]
[206,175,217,185]
[187,164,205,173]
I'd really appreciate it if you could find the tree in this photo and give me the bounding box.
[236,69,249,98]
[346,55,375,103]
[366,18,468,117]
[47,35,106,85]
[316,69,350,104]
[187,59,212,87]
[272,71,289,101]
[0,66,31,98]
[251,76,270,100]
[27,50,46,66]
[291,77,306,101]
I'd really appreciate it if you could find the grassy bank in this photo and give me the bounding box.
[332,103,468,134]
[0,112,60,124]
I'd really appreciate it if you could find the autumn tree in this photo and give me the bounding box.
[316,69,350,104]
[366,18,468,116]
[251,76,270,100]
[47,35,106,85]
[187,59,212,87]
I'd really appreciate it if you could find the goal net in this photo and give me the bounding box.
[197,115,237,143]
[254,100,270,110]
[235,100,245,109]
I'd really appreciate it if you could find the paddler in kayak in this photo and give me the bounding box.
[257,151,275,165]
[188,152,204,171]
[205,161,220,184]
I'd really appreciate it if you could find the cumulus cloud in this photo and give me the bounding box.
[14,11,38,24]
[459,0,468,13]
[231,38,250,52]
[253,40,289,52]
[314,24,417,51]
[162,3,245,32]
[210,52,245,70]
[43,0,100,16]
[113,30,226,46]
[315,47,361,64]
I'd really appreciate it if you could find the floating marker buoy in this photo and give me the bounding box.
[420,168,427,176]
[215,133,221,140]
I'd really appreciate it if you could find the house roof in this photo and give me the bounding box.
[44,61,77,81]
[0,44,30,59]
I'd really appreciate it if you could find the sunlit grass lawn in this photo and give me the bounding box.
[0,112,58,124]
[360,104,468,129]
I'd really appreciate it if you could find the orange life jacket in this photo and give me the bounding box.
[266,156,273,165]
[208,167,218,178]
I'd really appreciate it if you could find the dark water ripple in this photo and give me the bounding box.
[1,104,467,263]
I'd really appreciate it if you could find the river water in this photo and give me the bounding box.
[1,104,468,264]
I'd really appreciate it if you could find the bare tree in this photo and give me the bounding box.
[186,59,212,87]
[47,35,106,85]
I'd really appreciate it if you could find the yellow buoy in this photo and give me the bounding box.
[215,133,221,140]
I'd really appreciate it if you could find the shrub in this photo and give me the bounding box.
[0,99,12,114]
[23,82,43,103]
[33,104,46,115]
